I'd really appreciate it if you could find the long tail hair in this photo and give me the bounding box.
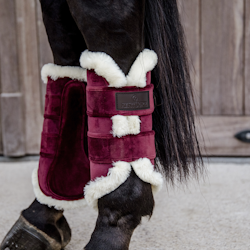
[145,0,203,183]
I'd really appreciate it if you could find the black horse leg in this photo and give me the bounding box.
[1,1,87,249]
[40,0,86,66]
[86,170,154,250]
[66,0,145,74]
[66,1,155,249]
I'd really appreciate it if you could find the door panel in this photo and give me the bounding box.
[197,116,250,155]
[180,0,250,155]
[201,0,244,115]
[15,0,43,154]
[245,0,250,115]
[0,0,24,155]
[179,0,201,113]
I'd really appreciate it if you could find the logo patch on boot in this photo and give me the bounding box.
[116,91,150,110]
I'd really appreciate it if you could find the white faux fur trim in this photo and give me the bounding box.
[80,49,158,88]
[84,161,131,209]
[84,158,163,209]
[41,63,87,84]
[126,49,158,87]
[127,116,141,135]
[130,158,163,193]
[32,168,86,210]
[80,51,126,88]
[111,115,140,138]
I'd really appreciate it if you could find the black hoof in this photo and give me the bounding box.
[55,215,71,249]
[0,215,61,250]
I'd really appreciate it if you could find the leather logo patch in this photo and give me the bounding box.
[116,91,150,110]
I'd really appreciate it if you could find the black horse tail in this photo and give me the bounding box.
[145,0,203,183]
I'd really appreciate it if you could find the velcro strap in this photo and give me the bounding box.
[86,84,154,117]
[88,115,152,135]
[44,94,61,116]
[88,131,156,163]
[40,133,58,155]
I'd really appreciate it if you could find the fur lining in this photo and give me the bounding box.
[84,161,131,209]
[111,115,140,138]
[84,158,163,209]
[80,50,126,88]
[126,49,158,87]
[130,158,163,193]
[80,49,158,88]
[127,116,141,135]
[32,168,86,210]
[41,63,87,84]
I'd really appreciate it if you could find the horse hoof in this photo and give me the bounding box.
[56,215,71,248]
[0,215,62,250]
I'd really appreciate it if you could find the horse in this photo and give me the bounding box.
[0,0,203,249]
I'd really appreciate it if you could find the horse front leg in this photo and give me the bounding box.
[1,0,88,249]
[67,1,163,249]
[66,0,146,74]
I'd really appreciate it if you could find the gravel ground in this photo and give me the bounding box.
[0,161,249,250]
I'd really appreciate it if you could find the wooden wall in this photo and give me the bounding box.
[0,0,249,156]
[0,0,52,156]
[179,0,250,155]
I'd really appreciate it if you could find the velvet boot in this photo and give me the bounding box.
[80,50,163,249]
[1,64,90,250]
[32,64,90,209]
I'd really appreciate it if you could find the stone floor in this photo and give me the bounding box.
[0,160,249,250]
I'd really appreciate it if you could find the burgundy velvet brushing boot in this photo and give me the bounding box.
[1,64,90,250]
[80,49,164,249]
[32,64,90,210]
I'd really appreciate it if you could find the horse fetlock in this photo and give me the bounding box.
[99,208,141,231]
[99,170,155,217]
[84,172,154,250]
